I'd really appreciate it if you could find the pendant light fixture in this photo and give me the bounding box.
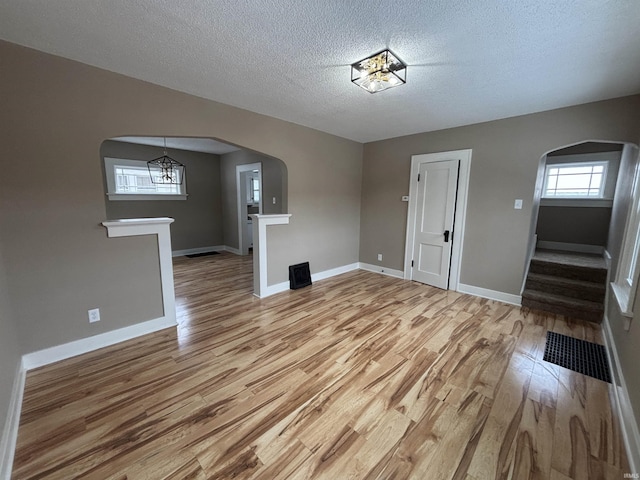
[351,49,407,93]
[147,137,185,185]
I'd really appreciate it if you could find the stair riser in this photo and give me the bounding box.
[524,278,605,303]
[521,298,603,324]
[529,260,607,283]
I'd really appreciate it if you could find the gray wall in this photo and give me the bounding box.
[536,146,621,247]
[101,140,223,251]
[360,95,640,294]
[605,143,640,434]
[536,206,611,245]
[0,244,22,459]
[0,40,362,354]
[220,150,288,250]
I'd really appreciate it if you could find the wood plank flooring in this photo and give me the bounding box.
[12,252,630,479]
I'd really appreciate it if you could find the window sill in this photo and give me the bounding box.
[540,198,613,208]
[107,193,188,201]
[610,282,634,318]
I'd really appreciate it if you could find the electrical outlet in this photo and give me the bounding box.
[88,308,100,323]
[377,253,383,261]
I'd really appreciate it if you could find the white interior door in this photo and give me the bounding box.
[411,159,459,289]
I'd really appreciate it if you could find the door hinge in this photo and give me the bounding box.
[411,260,414,267]
[417,174,420,182]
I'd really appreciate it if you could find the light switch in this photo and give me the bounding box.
[401,196,409,202]
[514,199,523,209]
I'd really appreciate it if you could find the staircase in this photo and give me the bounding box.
[521,249,607,323]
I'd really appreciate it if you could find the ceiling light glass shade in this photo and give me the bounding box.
[351,50,407,93]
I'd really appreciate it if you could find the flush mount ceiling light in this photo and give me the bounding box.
[351,49,407,94]
[147,137,186,185]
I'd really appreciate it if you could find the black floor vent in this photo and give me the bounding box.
[186,251,220,258]
[543,331,611,383]
[289,262,312,290]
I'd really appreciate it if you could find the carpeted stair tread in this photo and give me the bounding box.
[522,289,604,309]
[523,249,607,323]
[522,289,603,323]
[532,249,606,269]
[525,272,605,302]
[529,259,607,283]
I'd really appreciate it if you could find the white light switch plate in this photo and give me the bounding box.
[514,199,523,209]
[401,196,409,202]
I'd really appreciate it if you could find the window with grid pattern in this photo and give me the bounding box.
[543,161,608,198]
[104,157,187,200]
[114,165,182,195]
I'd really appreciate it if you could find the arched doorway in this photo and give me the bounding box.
[98,135,289,308]
[522,140,636,323]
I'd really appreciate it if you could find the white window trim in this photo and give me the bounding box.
[611,159,640,321]
[104,157,188,201]
[542,160,608,200]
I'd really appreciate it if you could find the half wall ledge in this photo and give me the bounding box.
[101,217,176,326]
[250,214,292,298]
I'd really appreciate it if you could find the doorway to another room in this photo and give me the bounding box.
[522,141,632,323]
[100,136,288,306]
[237,163,262,256]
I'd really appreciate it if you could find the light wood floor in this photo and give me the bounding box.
[13,252,629,479]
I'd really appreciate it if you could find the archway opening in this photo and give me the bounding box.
[521,140,636,324]
[98,135,289,328]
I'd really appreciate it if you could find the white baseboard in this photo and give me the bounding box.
[224,245,242,255]
[537,241,604,255]
[602,315,640,473]
[357,263,519,306]
[3,317,178,478]
[172,245,225,257]
[22,316,177,371]
[358,262,404,279]
[0,361,25,480]
[258,263,360,298]
[260,281,289,298]
[457,283,522,306]
[313,263,359,282]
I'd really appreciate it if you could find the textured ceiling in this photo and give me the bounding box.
[1,1,639,143]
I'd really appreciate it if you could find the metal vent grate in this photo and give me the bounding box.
[543,331,611,383]
[186,251,220,258]
[289,262,312,290]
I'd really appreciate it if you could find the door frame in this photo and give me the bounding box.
[403,149,472,291]
[236,162,262,255]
